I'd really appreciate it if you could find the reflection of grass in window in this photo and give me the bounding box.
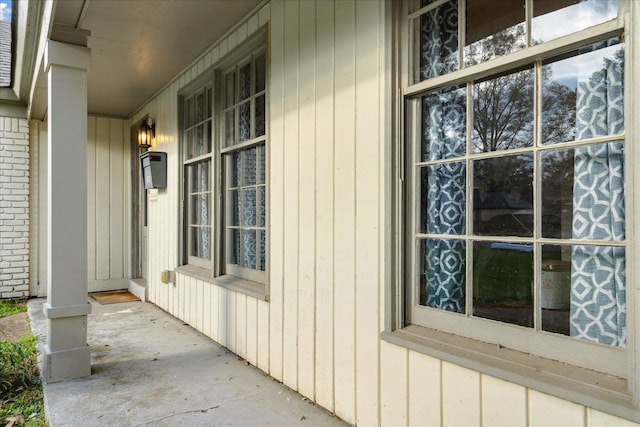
[473,246,567,328]
[474,246,533,303]
[473,246,533,327]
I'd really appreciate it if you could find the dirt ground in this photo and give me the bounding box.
[0,312,30,340]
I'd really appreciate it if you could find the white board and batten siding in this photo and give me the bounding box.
[30,116,131,295]
[87,116,131,292]
[134,1,638,426]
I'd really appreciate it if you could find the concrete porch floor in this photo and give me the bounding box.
[28,298,348,426]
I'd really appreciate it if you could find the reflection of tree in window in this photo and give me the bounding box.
[465,0,526,66]
[541,73,576,144]
[472,69,534,153]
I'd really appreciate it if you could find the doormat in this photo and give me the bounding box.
[91,290,140,305]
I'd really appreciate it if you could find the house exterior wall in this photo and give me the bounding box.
[30,116,130,295]
[133,1,637,425]
[0,117,30,298]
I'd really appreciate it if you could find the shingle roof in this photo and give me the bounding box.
[0,20,11,87]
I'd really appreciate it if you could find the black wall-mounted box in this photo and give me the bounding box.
[140,151,167,189]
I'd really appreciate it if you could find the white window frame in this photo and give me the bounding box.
[383,0,640,421]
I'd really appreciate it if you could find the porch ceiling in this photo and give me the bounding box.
[48,0,262,119]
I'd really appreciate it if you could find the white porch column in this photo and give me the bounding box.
[43,40,92,383]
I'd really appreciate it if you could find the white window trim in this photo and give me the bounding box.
[383,1,640,422]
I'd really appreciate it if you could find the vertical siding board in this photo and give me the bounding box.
[482,375,527,426]
[87,117,97,282]
[282,0,300,391]
[257,299,270,373]
[442,362,481,426]
[297,0,317,401]
[268,0,286,383]
[236,22,248,45]
[247,14,259,36]
[178,274,186,321]
[184,276,192,324]
[95,118,111,280]
[168,279,175,317]
[333,0,357,422]
[186,278,192,324]
[314,0,335,412]
[227,31,238,52]
[157,92,170,310]
[259,3,271,27]
[210,46,220,66]
[122,128,131,280]
[219,38,229,59]
[145,102,156,304]
[109,119,125,280]
[529,391,584,426]
[203,283,212,338]
[197,58,204,76]
[173,280,180,319]
[175,275,184,320]
[408,351,441,426]
[196,280,204,331]
[354,2,381,425]
[210,285,220,342]
[204,51,213,70]
[380,341,408,425]
[226,290,237,353]
[183,276,190,324]
[588,409,638,427]
[192,278,199,327]
[481,375,527,427]
[219,287,228,347]
[155,95,164,309]
[246,297,258,366]
[236,293,247,359]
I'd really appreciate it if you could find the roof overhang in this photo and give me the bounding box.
[0,0,50,119]
[20,0,262,121]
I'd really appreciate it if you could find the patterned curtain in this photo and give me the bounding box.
[241,148,257,268]
[200,166,210,259]
[424,198,466,312]
[423,90,466,312]
[421,0,465,312]
[570,48,625,346]
[420,0,458,80]
[234,147,261,269]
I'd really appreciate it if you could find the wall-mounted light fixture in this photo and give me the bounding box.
[138,116,155,149]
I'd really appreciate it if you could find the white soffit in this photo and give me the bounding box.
[75,0,261,118]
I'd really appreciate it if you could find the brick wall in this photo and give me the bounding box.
[0,117,30,299]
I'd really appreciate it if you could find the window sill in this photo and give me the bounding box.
[175,265,269,301]
[381,325,639,423]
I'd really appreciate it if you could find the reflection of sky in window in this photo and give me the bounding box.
[532,0,617,44]
[0,0,11,23]
[544,43,621,90]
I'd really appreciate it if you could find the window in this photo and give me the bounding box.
[180,35,268,287]
[401,0,629,380]
[220,48,268,283]
[183,85,213,268]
